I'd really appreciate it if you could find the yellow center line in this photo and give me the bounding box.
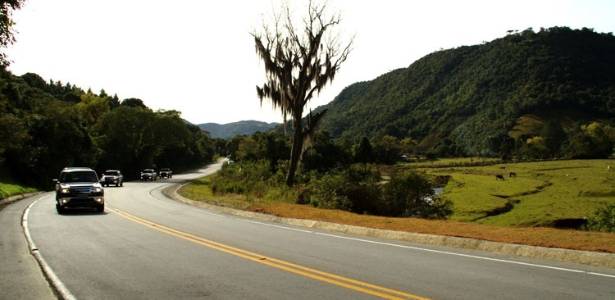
[108,207,429,300]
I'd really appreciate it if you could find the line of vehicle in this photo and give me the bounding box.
[245,219,615,279]
[108,206,428,300]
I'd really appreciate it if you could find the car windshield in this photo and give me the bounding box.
[104,171,119,176]
[143,169,154,173]
[60,171,98,183]
[161,168,170,171]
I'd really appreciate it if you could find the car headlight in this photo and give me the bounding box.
[94,187,103,193]
[61,188,70,194]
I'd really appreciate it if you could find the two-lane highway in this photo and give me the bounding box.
[22,161,615,299]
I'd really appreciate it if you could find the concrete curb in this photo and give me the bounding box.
[22,197,77,300]
[165,183,615,269]
[0,191,43,208]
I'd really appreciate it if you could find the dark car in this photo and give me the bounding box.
[140,169,157,181]
[100,169,123,187]
[54,167,104,214]
[159,168,172,179]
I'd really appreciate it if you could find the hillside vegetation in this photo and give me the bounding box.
[199,120,279,139]
[0,69,215,187]
[318,27,615,157]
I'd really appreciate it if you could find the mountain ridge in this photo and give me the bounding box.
[316,27,615,156]
[199,120,279,139]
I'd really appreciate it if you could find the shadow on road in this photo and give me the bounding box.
[58,210,109,216]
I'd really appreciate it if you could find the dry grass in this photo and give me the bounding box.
[248,202,615,253]
[179,161,615,253]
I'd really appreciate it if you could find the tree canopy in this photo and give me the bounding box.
[0,68,215,187]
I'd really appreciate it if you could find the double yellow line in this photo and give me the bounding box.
[108,207,428,300]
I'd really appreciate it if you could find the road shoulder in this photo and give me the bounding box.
[164,182,615,269]
[0,195,55,300]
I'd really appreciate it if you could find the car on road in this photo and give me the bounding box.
[100,169,123,187]
[53,167,104,214]
[159,168,172,179]
[140,169,157,181]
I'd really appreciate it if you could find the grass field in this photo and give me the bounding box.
[408,159,615,227]
[0,181,36,200]
[406,157,501,168]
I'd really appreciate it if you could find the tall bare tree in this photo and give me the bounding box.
[253,1,352,186]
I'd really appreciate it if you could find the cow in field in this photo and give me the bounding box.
[495,174,505,181]
[509,172,517,177]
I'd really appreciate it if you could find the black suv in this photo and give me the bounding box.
[54,167,104,214]
[100,170,123,187]
[159,168,172,179]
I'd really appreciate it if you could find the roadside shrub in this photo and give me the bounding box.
[308,164,380,211]
[212,160,272,196]
[586,204,615,232]
[380,172,453,218]
[309,173,353,210]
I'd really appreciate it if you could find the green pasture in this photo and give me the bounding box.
[417,159,615,227]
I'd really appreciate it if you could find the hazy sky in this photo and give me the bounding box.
[6,0,615,124]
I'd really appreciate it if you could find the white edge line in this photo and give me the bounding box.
[245,219,615,279]
[22,197,77,300]
[152,166,615,280]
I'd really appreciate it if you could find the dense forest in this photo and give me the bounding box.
[0,69,215,187]
[199,120,279,139]
[317,27,615,158]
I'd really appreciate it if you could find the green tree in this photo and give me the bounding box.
[121,98,147,109]
[0,0,24,66]
[93,106,158,177]
[6,104,97,186]
[0,113,27,161]
[353,137,374,163]
[109,94,120,109]
[374,135,402,164]
[541,120,566,157]
[76,92,110,126]
[253,1,351,186]
[302,131,349,172]
[235,136,265,162]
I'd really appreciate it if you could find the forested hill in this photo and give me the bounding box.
[318,27,615,157]
[0,70,215,187]
[199,121,279,139]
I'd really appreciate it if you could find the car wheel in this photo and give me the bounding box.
[97,205,104,213]
[56,205,64,215]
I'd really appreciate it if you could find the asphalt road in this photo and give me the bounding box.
[11,161,615,299]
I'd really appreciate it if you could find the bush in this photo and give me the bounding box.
[211,160,452,220]
[309,173,353,210]
[380,172,453,218]
[308,164,380,212]
[586,204,615,232]
[211,160,272,196]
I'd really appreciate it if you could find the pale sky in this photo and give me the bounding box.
[6,0,615,124]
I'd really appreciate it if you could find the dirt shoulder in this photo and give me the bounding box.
[247,202,615,253]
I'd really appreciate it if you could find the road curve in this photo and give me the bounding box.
[23,161,615,299]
